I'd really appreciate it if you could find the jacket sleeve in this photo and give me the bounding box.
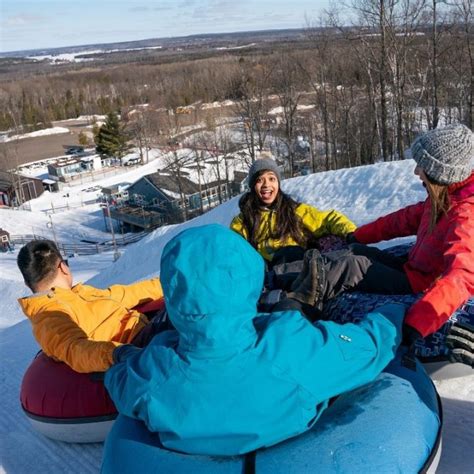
[272,303,404,402]
[105,332,178,425]
[354,202,425,244]
[300,205,357,237]
[32,309,120,373]
[405,210,474,336]
[85,278,163,310]
[230,214,248,240]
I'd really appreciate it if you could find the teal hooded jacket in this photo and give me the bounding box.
[104,224,404,456]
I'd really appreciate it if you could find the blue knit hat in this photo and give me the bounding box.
[247,158,281,187]
[410,124,473,185]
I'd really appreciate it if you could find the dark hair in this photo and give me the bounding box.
[239,173,313,248]
[17,240,62,291]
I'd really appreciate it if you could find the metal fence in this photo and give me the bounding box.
[19,198,99,214]
[10,231,149,256]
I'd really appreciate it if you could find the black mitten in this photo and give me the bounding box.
[402,324,422,348]
[89,372,106,382]
[113,344,141,364]
[446,321,474,368]
[345,233,359,245]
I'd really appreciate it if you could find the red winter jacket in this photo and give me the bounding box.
[354,172,474,337]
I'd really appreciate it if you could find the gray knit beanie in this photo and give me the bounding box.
[247,158,281,187]
[410,123,473,185]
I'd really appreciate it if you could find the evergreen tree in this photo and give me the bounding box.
[95,112,130,162]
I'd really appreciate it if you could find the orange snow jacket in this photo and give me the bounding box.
[18,279,163,373]
[354,172,474,337]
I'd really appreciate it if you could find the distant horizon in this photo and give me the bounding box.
[1,0,331,53]
[0,26,307,56]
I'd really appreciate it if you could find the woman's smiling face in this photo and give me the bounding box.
[254,171,279,206]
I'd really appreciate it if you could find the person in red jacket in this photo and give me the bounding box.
[268,124,474,363]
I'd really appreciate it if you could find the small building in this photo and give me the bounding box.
[200,178,231,209]
[0,171,44,207]
[108,205,165,232]
[47,155,102,182]
[231,170,248,194]
[42,178,60,193]
[0,228,11,252]
[126,172,201,220]
[100,182,131,205]
[48,158,84,182]
[105,165,239,231]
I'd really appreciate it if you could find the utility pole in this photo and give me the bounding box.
[104,200,120,261]
[47,214,60,254]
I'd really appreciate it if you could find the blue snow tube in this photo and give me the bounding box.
[101,348,442,473]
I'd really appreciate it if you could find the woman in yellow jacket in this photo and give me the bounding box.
[17,239,163,373]
[230,158,356,264]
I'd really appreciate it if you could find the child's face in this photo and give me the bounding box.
[254,171,279,206]
[414,165,430,187]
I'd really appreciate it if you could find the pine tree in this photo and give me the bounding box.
[95,112,130,162]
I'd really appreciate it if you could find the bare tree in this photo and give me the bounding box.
[195,120,237,205]
[385,0,427,158]
[447,0,473,128]
[234,62,273,162]
[161,148,194,222]
[302,21,336,170]
[1,108,27,206]
[125,107,160,164]
[273,53,307,176]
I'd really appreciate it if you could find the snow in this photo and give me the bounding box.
[268,104,315,115]
[215,43,257,50]
[0,158,472,473]
[27,46,164,64]
[53,115,107,123]
[1,127,70,142]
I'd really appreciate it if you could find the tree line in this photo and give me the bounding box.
[1,0,472,175]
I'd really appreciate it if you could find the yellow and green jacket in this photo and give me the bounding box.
[18,278,163,373]
[230,203,356,261]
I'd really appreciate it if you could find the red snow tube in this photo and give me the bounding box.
[20,297,166,443]
[20,352,117,443]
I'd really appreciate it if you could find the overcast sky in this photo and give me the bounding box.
[1,0,331,53]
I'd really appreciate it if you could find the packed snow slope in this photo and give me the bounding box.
[1,160,473,474]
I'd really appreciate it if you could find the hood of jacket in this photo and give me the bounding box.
[160,224,265,357]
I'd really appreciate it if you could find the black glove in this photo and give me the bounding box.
[402,324,422,348]
[345,232,359,245]
[446,321,474,368]
[273,297,323,322]
[89,371,106,382]
[113,344,141,364]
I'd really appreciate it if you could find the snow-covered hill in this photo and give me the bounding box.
[0,160,472,473]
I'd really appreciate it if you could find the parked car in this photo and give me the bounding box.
[65,146,85,155]
[124,157,141,166]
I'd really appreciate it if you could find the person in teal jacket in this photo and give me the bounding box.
[104,224,405,456]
